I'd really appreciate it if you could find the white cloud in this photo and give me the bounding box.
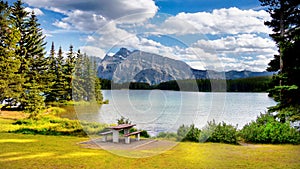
[189,34,277,71]
[24,7,44,15]
[158,7,271,35]
[193,34,277,55]
[24,0,158,32]
[85,36,96,42]
[92,22,140,49]
[157,17,199,35]
[79,46,106,58]
[53,21,71,30]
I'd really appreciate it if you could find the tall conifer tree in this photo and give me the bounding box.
[10,0,47,114]
[0,0,22,103]
[260,0,300,121]
[64,45,75,100]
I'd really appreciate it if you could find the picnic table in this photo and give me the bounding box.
[99,124,141,144]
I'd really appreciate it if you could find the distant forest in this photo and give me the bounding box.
[100,76,273,92]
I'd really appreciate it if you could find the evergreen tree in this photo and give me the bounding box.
[10,0,29,75]
[53,46,67,101]
[0,0,23,103]
[72,50,86,101]
[83,54,94,101]
[22,11,47,114]
[94,62,103,103]
[260,0,300,122]
[64,45,75,100]
[44,42,57,102]
[10,1,47,114]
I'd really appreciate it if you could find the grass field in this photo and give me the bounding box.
[0,117,299,169]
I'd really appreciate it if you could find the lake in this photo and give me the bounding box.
[74,90,277,136]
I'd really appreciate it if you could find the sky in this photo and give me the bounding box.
[8,0,277,72]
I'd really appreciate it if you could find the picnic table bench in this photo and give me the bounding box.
[124,131,142,144]
[99,131,113,142]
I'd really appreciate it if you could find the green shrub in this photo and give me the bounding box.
[43,107,66,116]
[81,121,108,135]
[200,121,238,144]
[240,113,300,144]
[156,132,177,140]
[129,128,150,138]
[177,124,201,142]
[140,130,150,138]
[11,115,107,137]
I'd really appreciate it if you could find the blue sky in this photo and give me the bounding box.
[8,0,277,71]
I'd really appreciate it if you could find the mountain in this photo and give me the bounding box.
[98,48,274,84]
[97,48,132,80]
[98,49,194,85]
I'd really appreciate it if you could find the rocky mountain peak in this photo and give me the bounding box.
[97,47,274,85]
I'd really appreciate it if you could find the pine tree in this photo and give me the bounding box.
[94,61,103,103]
[10,0,29,76]
[44,42,57,102]
[83,54,93,101]
[260,0,300,122]
[10,1,47,114]
[64,45,75,101]
[72,49,86,101]
[53,46,67,101]
[22,11,47,114]
[0,0,23,103]
[84,55,103,103]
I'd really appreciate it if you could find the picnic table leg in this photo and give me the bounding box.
[125,136,130,144]
[135,133,140,141]
[112,130,119,143]
[124,129,129,135]
[124,129,130,144]
[102,135,107,142]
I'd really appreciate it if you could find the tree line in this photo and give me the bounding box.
[0,0,102,114]
[100,76,272,92]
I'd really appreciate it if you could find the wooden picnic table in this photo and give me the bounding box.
[109,124,136,143]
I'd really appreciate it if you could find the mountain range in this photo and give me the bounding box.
[97,48,274,85]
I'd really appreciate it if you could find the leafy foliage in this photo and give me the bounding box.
[240,113,300,144]
[156,132,177,140]
[200,121,238,144]
[129,127,150,138]
[117,116,131,125]
[177,124,201,142]
[10,113,108,136]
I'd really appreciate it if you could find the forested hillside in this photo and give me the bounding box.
[0,0,102,114]
[100,76,272,92]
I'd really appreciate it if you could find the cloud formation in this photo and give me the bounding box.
[24,0,158,32]
[159,7,271,35]
[23,0,276,71]
[24,7,44,15]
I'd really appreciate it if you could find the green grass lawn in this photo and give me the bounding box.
[0,118,300,169]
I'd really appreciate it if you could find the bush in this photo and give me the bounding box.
[11,115,107,137]
[43,107,66,116]
[81,121,109,135]
[156,132,177,139]
[129,128,150,138]
[240,113,300,144]
[177,124,201,142]
[200,121,238,144]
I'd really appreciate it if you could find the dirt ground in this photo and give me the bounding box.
[0,111,27,120]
